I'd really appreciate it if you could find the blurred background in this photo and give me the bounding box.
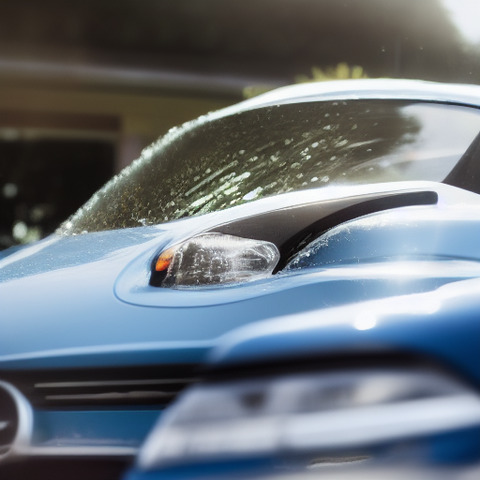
[1,0,480,249]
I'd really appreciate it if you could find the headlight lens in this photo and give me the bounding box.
[151,233,280,287]
[138,368,480,470]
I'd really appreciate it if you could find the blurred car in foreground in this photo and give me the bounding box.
[130,277,480,479]
[133,465,480,480]
[3,79,480,478]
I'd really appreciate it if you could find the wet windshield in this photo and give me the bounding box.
[61,99,480,234]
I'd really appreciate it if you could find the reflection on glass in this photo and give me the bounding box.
[61,100,480,234]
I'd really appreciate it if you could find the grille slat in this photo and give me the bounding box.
[0,365,197,409]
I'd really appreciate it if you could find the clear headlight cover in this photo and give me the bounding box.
[152,233,280,287]
[138,368,480,470]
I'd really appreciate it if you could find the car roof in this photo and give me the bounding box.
[214,79,480,121]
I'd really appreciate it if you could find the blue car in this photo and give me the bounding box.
[3,79,480,479]
[130,278,480,478]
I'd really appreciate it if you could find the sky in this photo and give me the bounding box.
[442,0,480,44]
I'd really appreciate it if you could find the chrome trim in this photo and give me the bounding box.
[0,380,34,462]
[34,378,195,389]
[44,391,174,401]
[17,445,137,457]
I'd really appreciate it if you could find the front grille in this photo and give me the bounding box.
[32,377,195,407]
[0,365,197,409]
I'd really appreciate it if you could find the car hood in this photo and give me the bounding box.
[210,277,480,385]
[0,228,207,368]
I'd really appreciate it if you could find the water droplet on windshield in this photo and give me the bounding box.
[242,187,263,201]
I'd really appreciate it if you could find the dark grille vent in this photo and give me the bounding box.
[0,365,197,410]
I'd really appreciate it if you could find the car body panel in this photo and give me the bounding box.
[203,79,480,119]
[210,277,480,385]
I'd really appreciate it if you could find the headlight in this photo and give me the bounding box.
[151,233,280,287]
[138,368,480,470]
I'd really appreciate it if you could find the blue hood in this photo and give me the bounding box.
[210,277,480,386]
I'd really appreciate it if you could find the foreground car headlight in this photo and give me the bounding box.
[138,368,480,469]
[151,233,280,287]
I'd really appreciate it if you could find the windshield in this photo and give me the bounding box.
[61,99,480,234]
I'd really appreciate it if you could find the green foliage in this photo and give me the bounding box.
[243,63,369,99]
[242,85,277,99]
[295,63,369,83]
